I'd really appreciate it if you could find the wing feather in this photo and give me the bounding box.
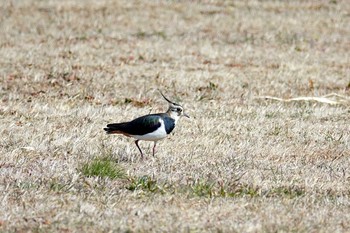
[104,114,162,136]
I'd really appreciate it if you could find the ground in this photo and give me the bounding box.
[0,0,350,232]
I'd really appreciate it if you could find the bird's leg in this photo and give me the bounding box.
[135,140,143,159]
[152,141,157,157]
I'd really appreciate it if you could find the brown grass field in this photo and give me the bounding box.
[1,0,350,232]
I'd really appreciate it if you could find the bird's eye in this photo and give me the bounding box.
[177,108,182,112]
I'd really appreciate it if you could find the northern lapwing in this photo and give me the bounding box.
[104,92,189,158]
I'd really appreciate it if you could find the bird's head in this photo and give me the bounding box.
[160,91,190,121]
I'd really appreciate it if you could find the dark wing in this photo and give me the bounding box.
[104,114,162,136]
[104,122,129,134]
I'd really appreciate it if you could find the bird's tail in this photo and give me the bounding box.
[104,123,128,134]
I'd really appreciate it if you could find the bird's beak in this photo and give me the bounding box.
[183,113,190,118]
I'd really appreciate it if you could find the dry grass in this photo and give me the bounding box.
[1,0,350,232]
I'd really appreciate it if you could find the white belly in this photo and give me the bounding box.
[132,119,168,141]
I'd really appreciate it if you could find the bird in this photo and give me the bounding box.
[104,92,189,158]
